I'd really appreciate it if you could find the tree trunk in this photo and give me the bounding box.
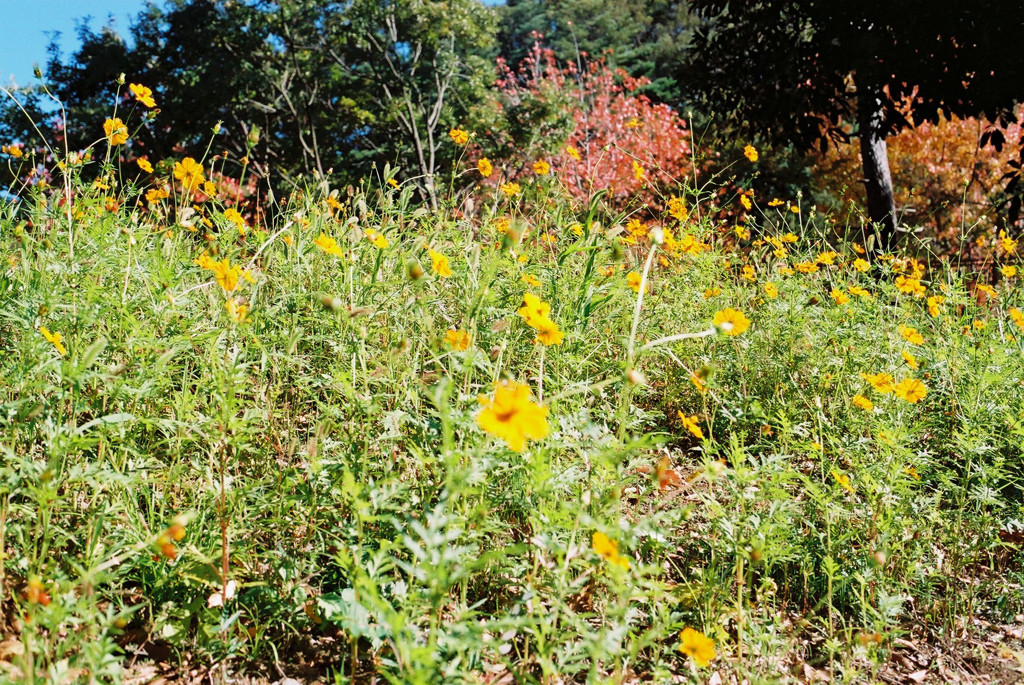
[854,71,898,249]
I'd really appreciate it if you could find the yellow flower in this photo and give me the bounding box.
[678,627,715,668]
[517,292,551,326]
[448,128,469,145]
[902,350,919,369]
[632,160,646,182]
[713,308,750,336]
[849,286,871,298]
[387,178,399,189]
[739,193,752,211]
[429,249,452,278]
[690,372,708,393]
[816,251,837,266]
[500,182,521,198]
[445,328,471,350]
[532,160,550,175]
[522,273,541,287]
[39,326,67,356]
[861,372,895,394]
[104,118,128,146]
[565,145,580,161]
[224,298,248,324]
[173,157,205,192]
[667,196,688,221]
[136,157,153,173]
[973,319,986,330]
[1000,230,1018,254]
[477,157,493,178]
[780,232,798,243]
[678,412,704,440]
[741,265,755,281]
[364,229,389,249]
[768,198,784,207]
[1010,308,1024,329]
[532,316,564,346]
[626,272,646,293]
[224,208,247,230]
[895,275,926,298]
[476,380,549,452]
[795,260,818,274]
[853,258,870,272]
[703,287,721,299]
[898,325,924,345]
[831,469,855,494]
[129,83,156,108]
[893,377,927,403]
[313,233,344,258]
[3,144,23,158]
[208,258,241,293]
[764,282,778,298]
[743,144,758,162]
[626,218,647,237]
[1001,265,1017,278]
[831,289,850,305]
[852,394,874,411]
[592,531,629,570]
[789,204,800,213]
[146,188,169,204]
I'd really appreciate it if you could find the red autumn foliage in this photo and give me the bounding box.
[812,94,1024,257]
[486,43,693,214]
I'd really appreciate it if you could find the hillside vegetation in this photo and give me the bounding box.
[1,119,1023,683]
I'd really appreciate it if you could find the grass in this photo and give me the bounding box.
[1,143,1023,683]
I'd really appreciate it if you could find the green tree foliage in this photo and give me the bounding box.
[686,0,1024,246]
[320,0,498,206]
[5,0,497,201]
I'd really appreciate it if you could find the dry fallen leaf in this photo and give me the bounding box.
[907,668,929,683]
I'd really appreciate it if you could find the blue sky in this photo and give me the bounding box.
[0,1,147,88]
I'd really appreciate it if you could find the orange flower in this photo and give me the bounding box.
[477,157,493,178]
[448,128,469,145]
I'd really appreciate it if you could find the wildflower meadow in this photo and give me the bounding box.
[2,2,1024,683]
